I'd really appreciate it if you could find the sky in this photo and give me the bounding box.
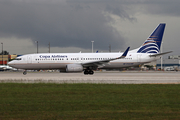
[0,0,180,57]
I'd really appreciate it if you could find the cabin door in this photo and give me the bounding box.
[137,54,141,62]
[27,56,32,64]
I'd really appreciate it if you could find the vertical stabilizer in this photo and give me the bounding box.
[137,23,166,53]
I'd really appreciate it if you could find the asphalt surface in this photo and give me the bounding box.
[0,71,180,84]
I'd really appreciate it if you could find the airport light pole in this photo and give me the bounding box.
[109,44,111,52]
[161,41,163,70]
[48,42,50,53]
[35,41,38,53]
[91,41,94,53]
[1,43,3,65]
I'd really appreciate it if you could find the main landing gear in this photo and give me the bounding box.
[84,69,94,75]
[23,70,27,75]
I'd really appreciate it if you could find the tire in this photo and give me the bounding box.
[84,70,89,75]
[23,71,27,75]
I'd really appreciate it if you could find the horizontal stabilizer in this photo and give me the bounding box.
[149,51,172,57]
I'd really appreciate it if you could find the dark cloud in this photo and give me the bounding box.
[0,0,179,52]
[132,0,180,16]
[105,4,136,21]
[0,0,133,51]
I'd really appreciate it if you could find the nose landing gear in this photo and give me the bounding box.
[23,70,27,75]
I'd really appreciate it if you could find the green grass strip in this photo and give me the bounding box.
[0,83,180,120]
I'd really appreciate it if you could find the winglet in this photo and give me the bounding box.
[117,47,130,59]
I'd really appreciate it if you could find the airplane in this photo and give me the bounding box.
[0,65,17,71]
[8,23,172,75]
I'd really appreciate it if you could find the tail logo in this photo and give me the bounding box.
[137,23,166,53]
[137,36,160,53]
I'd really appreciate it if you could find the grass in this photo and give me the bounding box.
[0,83,180,120]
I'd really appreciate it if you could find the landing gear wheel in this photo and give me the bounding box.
[84,70,89,75]
[84,70,94,75]
[23,71,27,75]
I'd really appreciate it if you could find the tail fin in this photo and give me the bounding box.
[137,23,166,53]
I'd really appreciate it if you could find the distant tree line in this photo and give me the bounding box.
[0,50,9,55]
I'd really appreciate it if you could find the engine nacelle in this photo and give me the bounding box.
[66,64,83,72]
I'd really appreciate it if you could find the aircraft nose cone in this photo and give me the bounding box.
[8,61,13,67]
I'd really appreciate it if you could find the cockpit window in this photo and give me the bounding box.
[15,58,22,60]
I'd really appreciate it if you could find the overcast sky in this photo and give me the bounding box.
[0,0,180,56]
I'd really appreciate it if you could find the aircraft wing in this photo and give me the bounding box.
[82,47,130,68]
[149,51,172,57]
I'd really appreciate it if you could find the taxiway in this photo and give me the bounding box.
[0,71,180,84]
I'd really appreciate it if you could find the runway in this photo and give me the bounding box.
[0,71,180,84]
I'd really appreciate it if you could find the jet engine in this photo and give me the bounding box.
[66,64,83,72]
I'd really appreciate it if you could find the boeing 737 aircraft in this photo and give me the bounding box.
[8,23,172,75]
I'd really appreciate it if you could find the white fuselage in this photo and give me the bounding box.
[8,52,159,71]
[7,23,167,75]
